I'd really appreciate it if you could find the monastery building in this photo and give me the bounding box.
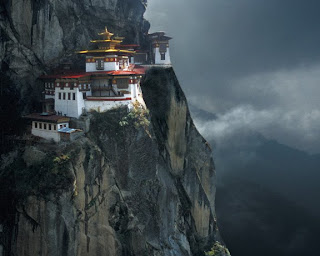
[25,27,172,142]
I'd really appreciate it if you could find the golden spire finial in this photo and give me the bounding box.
[98,27,114,40]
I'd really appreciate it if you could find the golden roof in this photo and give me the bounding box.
[77,49,135,54]
[90,40,122,43]
[77,27,135,55]
[98,27,114,40]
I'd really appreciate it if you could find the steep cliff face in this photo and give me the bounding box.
[1,68,229,256]
[0,0,149,111]
[0,1,230,255]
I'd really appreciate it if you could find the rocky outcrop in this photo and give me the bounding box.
[0,1,229,255]
[1,68,229,256]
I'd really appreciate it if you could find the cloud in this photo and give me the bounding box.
[194,104,320,153]
[146,0,320,153]
[192,63,320,153]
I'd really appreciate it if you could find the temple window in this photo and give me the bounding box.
[59,93,61,100]
[44,123,47,129]
[161,53,165,60]
[68,93,71,100]
[54,125,56,130]
[96,59,104,70]
[63,93,66,100]
[39,123,42,129]
[34,122,38,128]
[49,124,52,130]
[73,93,76,100]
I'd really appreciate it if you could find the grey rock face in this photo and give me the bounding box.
[0,1,229,254]
[3,68,229,256]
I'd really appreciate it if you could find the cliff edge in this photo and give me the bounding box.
[0,0,230,255]
[0,67,230,256]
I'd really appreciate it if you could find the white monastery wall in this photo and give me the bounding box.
[154,47,171,65]
[86,63,96,72]
[104,61,119,71]
[31,121,69,142]
[55,88,88,118]
[85,99,132,113]
[130,83,137,98]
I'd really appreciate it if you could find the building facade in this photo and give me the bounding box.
[24,114,70,142]
[40,27,148,118]
[149,32,172,65]
[26,27,172,142]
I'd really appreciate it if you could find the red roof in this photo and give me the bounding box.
[39,72,90,79]
[24,113,70,123]
[39,66,146,79]
[109,70,143,75]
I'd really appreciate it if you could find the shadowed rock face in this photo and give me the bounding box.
[0,1,229,255]
[2,68,229,256]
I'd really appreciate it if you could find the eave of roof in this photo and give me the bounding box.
[24,113,70,123]
[39,73,90,79]
[90,40,122,43]
[76,49,135,54]
[39,66,146,79]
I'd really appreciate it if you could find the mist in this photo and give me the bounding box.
[146,1,320,255]
[145,0,320,154]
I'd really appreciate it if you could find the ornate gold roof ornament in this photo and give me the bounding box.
[98,27,114,40]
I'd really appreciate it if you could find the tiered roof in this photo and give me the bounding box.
[39,65,146,80]
[77,27,136,55]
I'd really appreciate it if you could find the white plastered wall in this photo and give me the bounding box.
[85,100,131,113]
[104,61,119,71]
[154,47,171,65]
[86,55,119,72]
[55,87,88,118]
[31,121,69,142]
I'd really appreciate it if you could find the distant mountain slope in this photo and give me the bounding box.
[213,129,320,215]
[216,180,320,256]
[190,106,320,256]
[191,105,320,215]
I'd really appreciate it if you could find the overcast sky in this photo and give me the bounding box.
[145,0,320,153]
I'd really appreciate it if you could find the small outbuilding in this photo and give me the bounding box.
[24,113,71,142]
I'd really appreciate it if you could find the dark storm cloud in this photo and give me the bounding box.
[146,0,320,153]
[147,0,320,76]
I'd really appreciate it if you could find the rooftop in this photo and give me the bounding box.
[148,32,172,41]
[39,65,146,79]
[58,127,81,133]
[24,113,70,123]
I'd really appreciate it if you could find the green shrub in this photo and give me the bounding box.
[2,152,73,202]
[119,102,150,130]
[205,242,231,256]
